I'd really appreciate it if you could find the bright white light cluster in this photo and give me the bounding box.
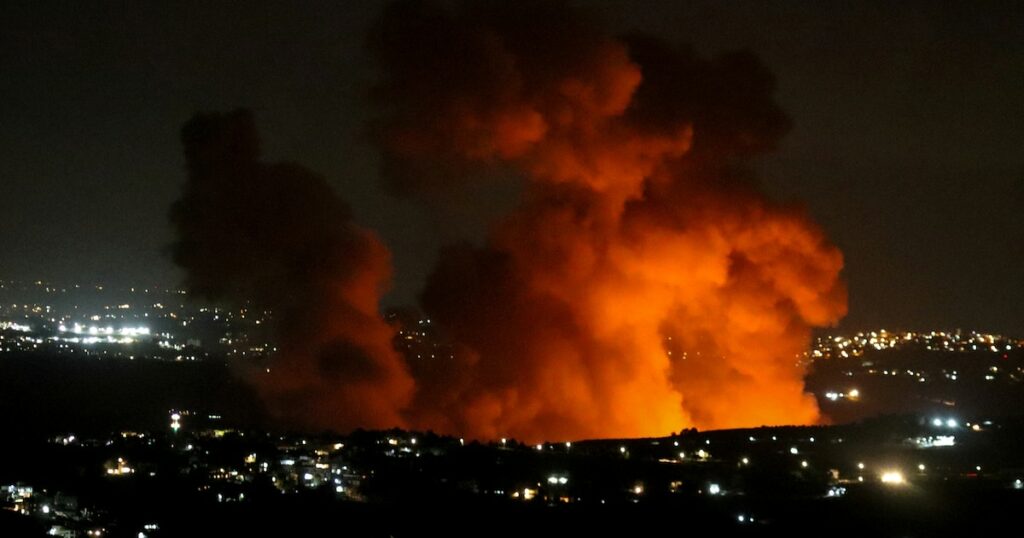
[0,322,31,332]
[60,324,150,336]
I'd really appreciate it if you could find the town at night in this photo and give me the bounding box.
[2,1,1022,536]
[3,280,1024,536]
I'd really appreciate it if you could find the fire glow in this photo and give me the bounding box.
[170,0,846,442]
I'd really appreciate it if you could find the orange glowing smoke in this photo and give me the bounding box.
[170,0,847,442]
[371,1,846,441]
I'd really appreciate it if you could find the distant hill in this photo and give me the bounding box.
[807,345,1024,424]
[0,353,267,439]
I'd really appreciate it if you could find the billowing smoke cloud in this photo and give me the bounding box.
[170,110,414,431]
[369,0,847,440]
[170,0,846,442]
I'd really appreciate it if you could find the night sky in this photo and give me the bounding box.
[2,0,1022,334]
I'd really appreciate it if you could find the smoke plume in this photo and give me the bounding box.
[170,110,414,431]
[369,0,846,440]
[169,0,846,442]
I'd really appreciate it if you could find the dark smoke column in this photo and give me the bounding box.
[170,110,413,431]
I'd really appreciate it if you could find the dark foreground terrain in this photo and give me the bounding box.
[3,351,1024,537]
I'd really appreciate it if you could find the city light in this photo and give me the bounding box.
[826,487,847,497]
[106,458,134,476]
[2,276,1024,533]
[881,471,905,485]
[810,330,1023,359]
